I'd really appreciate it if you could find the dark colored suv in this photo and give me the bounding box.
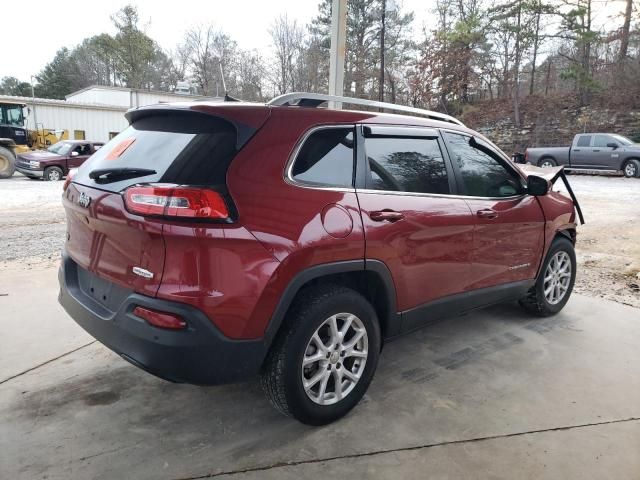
[58,93,579,425]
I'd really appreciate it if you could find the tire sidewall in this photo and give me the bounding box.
[534,237,576,314]
[538,158,557,168]
[623,159,639,178]
[45,167,63,181]
[283,290,381,425]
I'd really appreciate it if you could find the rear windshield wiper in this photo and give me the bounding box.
[89,167,156,183]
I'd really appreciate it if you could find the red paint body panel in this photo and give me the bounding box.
[356,192,475,310]
[226,110,365,336]
[156,223,280,339]
[464,196,546,289]
[62,183,165,297]
[536,191,577,258]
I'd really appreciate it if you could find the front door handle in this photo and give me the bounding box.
[370,210,404,222]
[477,209,498,219]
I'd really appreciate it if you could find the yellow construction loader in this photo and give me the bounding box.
[0,100,68,178]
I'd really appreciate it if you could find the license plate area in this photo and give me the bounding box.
[77,266,132,313]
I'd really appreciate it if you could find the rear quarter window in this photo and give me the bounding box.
[290,127,355,188]
[74,112,238,192]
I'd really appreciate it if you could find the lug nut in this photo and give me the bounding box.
[337,362,341,368]
[340,351,345,357]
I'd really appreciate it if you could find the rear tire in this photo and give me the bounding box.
[623,159,640,178]
[538,157,557,168]
[44,166,64,181]
[0,146,16,179]
[519,236,576,316]
[261,284,381,425]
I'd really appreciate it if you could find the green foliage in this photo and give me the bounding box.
[35,48,80,99]
[0,77,32,96]
[34,5,176,98]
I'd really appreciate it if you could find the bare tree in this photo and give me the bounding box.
[269,15,304,94]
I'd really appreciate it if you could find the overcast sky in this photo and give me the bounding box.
[3,0,434,82]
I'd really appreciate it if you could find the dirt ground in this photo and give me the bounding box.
[0,172,638,307]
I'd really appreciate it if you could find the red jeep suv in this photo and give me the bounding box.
[59,93,579,425]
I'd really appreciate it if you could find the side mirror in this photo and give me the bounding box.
[71,151,79,157]
[527,175,549,196]
[606,142,618,149]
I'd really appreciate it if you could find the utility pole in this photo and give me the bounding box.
[329,0,347,108]
[379,0,386,103]
[30,75,38,133]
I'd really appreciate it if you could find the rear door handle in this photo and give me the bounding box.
[370,210,404,222]
[477,209,498,219]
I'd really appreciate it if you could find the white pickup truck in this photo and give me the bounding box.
[525,133,640,178]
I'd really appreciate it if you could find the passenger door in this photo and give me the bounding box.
[589,134,619,169]
[355,126,475,323]
[570,135,593,166]
[441,132,545,290]
[67,144,90,169]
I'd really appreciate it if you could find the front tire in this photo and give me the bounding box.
[623,159,640,178]
[261,284,381,425]
[44,166,64,181]
[520,236,576,316]
[0,146,16,179]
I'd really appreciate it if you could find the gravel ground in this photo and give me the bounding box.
[0,172,638,307]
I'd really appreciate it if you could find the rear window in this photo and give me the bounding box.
[74,112,238,192]
[576,135,591,147]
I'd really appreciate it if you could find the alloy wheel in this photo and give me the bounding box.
[48,170,61,181]
[625,162,637,177]
[301,313,368,406]
[543,251,572,305]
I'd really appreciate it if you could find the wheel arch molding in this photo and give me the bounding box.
[263,259,399,347]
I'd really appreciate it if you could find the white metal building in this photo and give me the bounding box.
[0,86,208,144]
[66,85,207,109]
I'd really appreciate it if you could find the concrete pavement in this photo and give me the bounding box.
[0,267,639,479]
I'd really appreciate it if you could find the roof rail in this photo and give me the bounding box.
[267,92,465,127]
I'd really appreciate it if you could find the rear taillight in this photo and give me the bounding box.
[63,168,78,192]
[124,185,229,220]
[133,306,187,330]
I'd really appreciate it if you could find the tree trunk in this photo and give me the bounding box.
[379,0,386,103]
[618,0,632,65]
[513,1,522,127]
[545,59,552,96]
[529,0,542,96]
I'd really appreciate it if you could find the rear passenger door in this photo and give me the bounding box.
[441,132,545,290]
[355,125,475,322]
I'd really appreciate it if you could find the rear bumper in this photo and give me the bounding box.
[58,253,267,385]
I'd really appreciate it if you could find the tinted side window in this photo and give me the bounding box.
[593,135,613,148]
[577,135,592,147]
[443,132,523,198]
[365,137,449,194]
[291,128,354,187]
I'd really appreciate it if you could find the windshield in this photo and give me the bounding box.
[611,134,633,145]
[1,104,25,127]
[47,142,72,155]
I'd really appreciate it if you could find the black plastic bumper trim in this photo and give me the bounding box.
[58,252,267,385]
